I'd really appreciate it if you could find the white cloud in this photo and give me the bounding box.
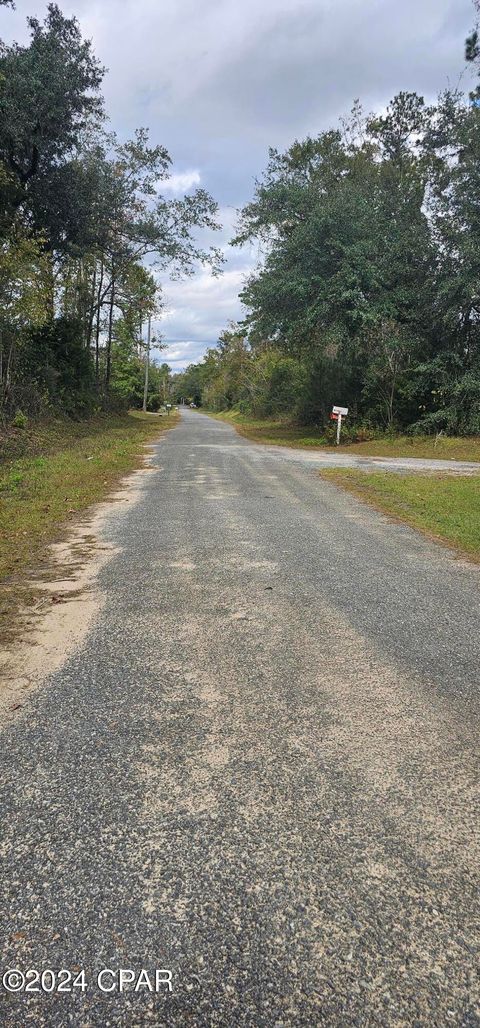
[162,170,201,194]
[162,341,206,367]
[152,204,257,370]
[158,265,248,365]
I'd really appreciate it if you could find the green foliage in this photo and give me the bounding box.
[0,4,104,215]
[246,350,306,418]
[465,1,480,99]
[188,86,480,436]
[0,5,221,426]
[0,231,50,329]
[12,409,27,428]
[1,2,479,439]
[110,319,171,411]
[20,317,94,416]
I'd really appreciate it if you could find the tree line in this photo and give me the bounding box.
[3,2,480,438]
[174,21,480,436]
[0,3,221,424]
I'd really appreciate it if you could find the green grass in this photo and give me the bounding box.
[206,411,334,447]
[0,410,178,586]
[321,468,480,559]
[207,410,480,462]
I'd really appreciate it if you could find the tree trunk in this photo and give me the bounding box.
[0,328,3,415]
[105,270,115,390]
[4,333,15,408]
[94,259,104,384]
[45,251,56,323]
[86,261,97,351]
[142,315,151,412]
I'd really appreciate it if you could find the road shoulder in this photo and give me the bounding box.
[320,467,480,564]
[0,419,176,726]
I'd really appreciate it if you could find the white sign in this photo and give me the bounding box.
[332,405,348,416]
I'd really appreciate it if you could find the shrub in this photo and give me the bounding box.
[12,409,28,429]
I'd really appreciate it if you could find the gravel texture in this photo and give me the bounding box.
[255,449,480,473]
[0,409,479,1026]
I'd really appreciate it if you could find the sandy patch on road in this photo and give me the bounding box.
[169,559,197,572]
[0,451,159,726]
[287,605,480,878]
[138,564,480,905]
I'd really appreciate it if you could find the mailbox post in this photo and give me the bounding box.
[332,405,349,444]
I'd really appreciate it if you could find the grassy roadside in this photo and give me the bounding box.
[208,410,480,462]
[321,468,480,560]
[0,410,178,629]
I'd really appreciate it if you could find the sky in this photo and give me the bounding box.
[2,0,476,370]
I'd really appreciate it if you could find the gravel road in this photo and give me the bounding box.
[247,444,480,474]
[1,409,479,1026]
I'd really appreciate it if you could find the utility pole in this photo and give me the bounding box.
[142,315,151,413]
